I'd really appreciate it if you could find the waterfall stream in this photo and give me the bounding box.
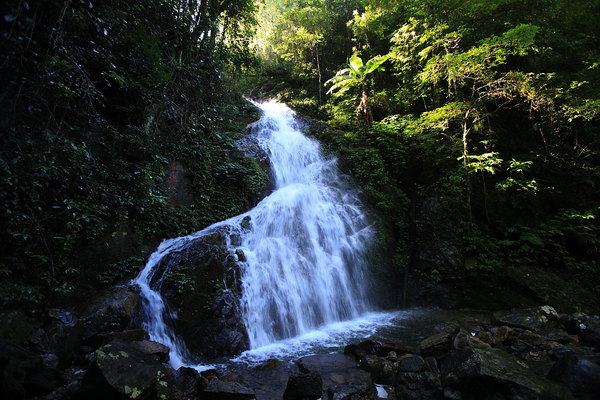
[134,101,377,369]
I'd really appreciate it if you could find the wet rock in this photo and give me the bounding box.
[475,331,492,344]
[395,371,443,400]
[171,367,201,397]
[78,340,166,400]
[545,342,576,361]
[344,339,411,362]
[518,331,545,347]
[399,355,425,372]
[564,313,600,350]
[157,227,250,358]
[441,347,573,400]
[541,329,572,344]
[41,353,60,370]
[492,306,561,331]
[76,285,141,333]
[130,340,170,363]
[420,332,453,358]
[362,355,398,385]
[284,371,322,400]
[201,379,255,400]
[547,354,600,398]
[424,357,440,374]
[433,321,461,334]
[453,328,492,350]
[88,329,148,349]
[298,354,375,400]
[490,325,515,346]
[227,358,291,400]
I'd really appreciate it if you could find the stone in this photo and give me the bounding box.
[283,371,322,400]
[395,371,443,400]
[453,328,491,350]
[564,313,600,350]
[424,357,440,374]
[419,332,453,358]
[362,355,398,385]
[490,325,514,345]
[399,356,425,372]
[298,354,375,400]
[76,285,141,332]
[432,321,461,334]
[476,331,492,344]
[223,357,290,400]
[517,331,545,347]
[547,354,600,398]
[156,227,250,359]
[344,339,411,362]
[540,329,571,344]
[130,340,170,363]
[201,379,255,400]
[492,306,561,331]
[441,347,573,400]
[78,340,166,400]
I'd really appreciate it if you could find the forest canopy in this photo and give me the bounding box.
[1,0,599,311]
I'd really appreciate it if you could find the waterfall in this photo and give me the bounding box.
[134,100,373,368]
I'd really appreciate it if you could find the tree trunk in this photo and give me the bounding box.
[462,111,472,221]
[361,85,373,127]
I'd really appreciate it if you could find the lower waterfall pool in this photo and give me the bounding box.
[190,308,491,371]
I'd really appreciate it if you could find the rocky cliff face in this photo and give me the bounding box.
[152,225,250,359]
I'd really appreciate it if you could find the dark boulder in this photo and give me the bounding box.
[441,347,573,400]
[344,339,411,362]
[564,313,600,350]
[492,306,561,331]
[453,328,492,350]
[420,332,453,358]
[75,285,141,334]
[130,340,170,363]
[155,226,250,358]
[201,379,255,400]
[361,354,398,385]
[220,358,290,400]
[298,353,375,400]
[77,340,167,400]
[284,371,323,400]
[399,355,425,372]
[395,371,443,400]
[547,354,600,398]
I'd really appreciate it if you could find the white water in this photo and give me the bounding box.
[134,101,379,369]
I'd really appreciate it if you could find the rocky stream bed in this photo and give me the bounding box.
[1,283,599,400]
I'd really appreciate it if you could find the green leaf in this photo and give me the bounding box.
[363,54,390,74]
[349,54,364,73]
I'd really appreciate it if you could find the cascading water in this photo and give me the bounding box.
[134,101,375,369]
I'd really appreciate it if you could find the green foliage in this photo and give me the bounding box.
[164,266,197,296]
[254,0,600,305]
[0,0,261,309]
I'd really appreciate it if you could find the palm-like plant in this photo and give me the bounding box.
[325,53,389,126]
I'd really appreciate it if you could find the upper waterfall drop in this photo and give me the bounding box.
[134,100,374,368]
[238,101,373,348]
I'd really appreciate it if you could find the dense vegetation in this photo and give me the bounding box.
[1,0,599,314]
[253,0,600,310]
[0,0,265,310]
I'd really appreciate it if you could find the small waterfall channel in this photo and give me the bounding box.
[134,101,375,369]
